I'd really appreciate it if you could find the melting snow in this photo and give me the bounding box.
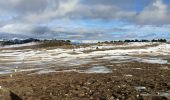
[82,66,112,73]
[0,42,169,75]
[36,69,56,74]
[0,70,12,75]
[135,86,147,91]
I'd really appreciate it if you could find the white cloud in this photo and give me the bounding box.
[0,0,169,25]
[20,0,79,23]
[0,24,32,34]
[0,0,170,40]
[0,0,47,14]
[137,0,170,25]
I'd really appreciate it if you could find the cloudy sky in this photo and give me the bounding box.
[0,0,170,40]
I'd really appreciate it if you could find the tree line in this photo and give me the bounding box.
[0,38,71,46]
[99,39,167,44]
[0,38,167,46]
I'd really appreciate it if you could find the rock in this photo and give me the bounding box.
[142,95,168,100]
[0,87,22,100]
[151,96,168,100]
[108,96,115,100]
[0,88,11,100]
[78,92,85,97]
[167,82,170,86]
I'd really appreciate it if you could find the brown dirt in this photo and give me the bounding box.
[0,62,170,100]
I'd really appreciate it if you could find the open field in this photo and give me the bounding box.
[0,42,170,100]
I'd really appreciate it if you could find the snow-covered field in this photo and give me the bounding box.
[0,42,169,74]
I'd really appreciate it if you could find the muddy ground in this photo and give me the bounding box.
[0,62,170,100]
[0,42,169,100]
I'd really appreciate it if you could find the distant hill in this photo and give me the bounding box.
[0,39,72,49]
[0,38,40,46]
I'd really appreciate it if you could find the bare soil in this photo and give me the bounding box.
[0,62,170,100]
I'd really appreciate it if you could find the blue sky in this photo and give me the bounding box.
[0,0,170,40]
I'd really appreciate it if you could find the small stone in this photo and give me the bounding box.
[0,90,10,100]
[50,92,53,96]
[156,92,160,95]
[10,74,13,78]
[109,96,114,100]
[78,92,85,97]
[136,94,139,97]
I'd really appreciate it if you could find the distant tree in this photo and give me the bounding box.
[151,39,158,42]
[118,40,123,42]
[130,40,135,42]
[23,38,40,43]
[124,40,131,42]
[110,41,114,43]
[104,41,109,43]
[66,40,71,43]
[141,40,149,42]
[163,39,167,42]
[158,39,166,42]
[135,39,139,42]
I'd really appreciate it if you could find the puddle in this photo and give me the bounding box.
[18,68,43,72]
[159,90,170,97]
[140,58,168,64]
[0,70,12,75]
[56,69,78,73]
[82,66,112,73]
[67,59,92,66]
[36,69,56,74]
[135,86,170,97]
[99,55,169,64]
[0,65,113,74]
[135,86,147,91]
[51,67,112,74]
[141,91,170,98]
[132,68,142,70]
[124,74,133,77]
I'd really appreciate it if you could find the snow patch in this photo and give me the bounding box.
[82,66,112,74]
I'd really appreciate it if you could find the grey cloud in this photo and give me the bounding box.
[0,23,128,40]
[1,0,169,25]
[0,0,48,14]
[32,26,51,34]
[66,4,136,20]
[0,0,170,40]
